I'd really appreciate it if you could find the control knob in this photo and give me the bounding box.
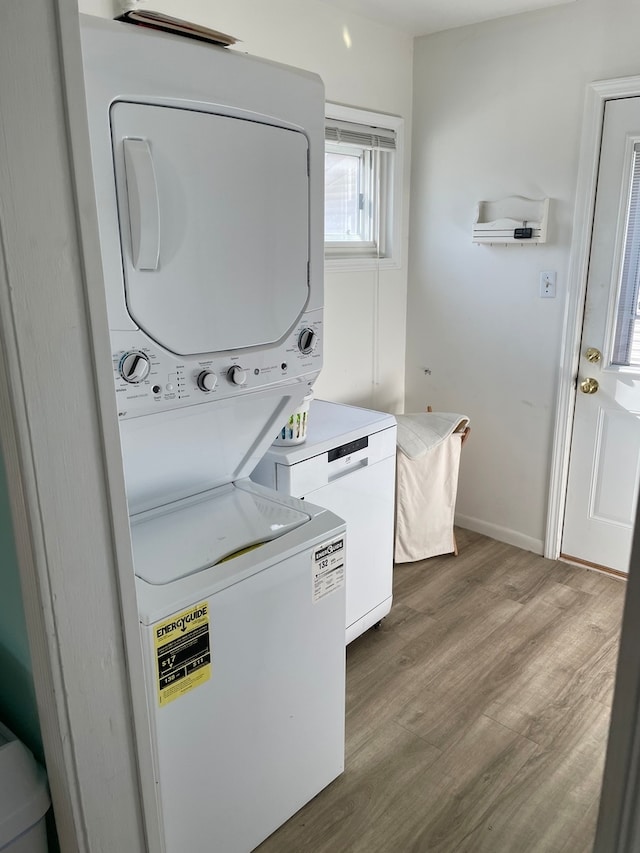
[119,351,150,384]
[228,365,247,386]
[298,328,318,355]
[197,370,218,392]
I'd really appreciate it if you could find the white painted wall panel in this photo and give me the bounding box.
[408,0,640,551]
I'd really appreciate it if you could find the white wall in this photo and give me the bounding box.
[408,0,640,553]
[79,0,413,413]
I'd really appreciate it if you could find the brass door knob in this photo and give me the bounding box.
[585,347,602,363]
[580,377,599,394]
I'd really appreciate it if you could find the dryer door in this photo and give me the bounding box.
[110,102,309,356]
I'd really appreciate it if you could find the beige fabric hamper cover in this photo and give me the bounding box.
[394,412,470,563]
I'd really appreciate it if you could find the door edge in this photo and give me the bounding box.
[546,76,640,561]
[547,74,640,853]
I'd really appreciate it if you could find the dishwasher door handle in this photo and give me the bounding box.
[328,457,369,482]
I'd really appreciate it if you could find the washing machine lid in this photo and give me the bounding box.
[110,101,310,356]
[130,482,310,585]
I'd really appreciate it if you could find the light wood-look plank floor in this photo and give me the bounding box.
[256,529,626,853]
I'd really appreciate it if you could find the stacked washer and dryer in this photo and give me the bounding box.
[81,16,346,853]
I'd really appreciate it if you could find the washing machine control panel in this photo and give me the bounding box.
[297,327,318,355]
[196,370,218,392]
[227,365,247,386]
[111,310,323,419]
[119,351,151,384]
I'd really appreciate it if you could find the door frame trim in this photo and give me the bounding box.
[546,76,640,560]
[0,3,149,849]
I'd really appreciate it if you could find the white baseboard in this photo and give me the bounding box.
[455,514,544,556]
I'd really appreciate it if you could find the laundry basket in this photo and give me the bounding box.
[273,391,314,446]
[0,722,50,853]
[394,410,470,563]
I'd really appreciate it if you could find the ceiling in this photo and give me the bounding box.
[317,0,577,37]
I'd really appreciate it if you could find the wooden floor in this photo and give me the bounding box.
[256,529,626,853]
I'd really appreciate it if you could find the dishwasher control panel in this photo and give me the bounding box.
[328,436,368,463]
[273,427,395,498]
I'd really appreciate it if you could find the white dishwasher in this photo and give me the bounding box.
[252,400,397,643]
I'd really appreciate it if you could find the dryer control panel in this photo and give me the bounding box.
[111,310,322,420]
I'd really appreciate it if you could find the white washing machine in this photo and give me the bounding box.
[131,481,345,853]
[252,400,397,643]
[81,16,345,853]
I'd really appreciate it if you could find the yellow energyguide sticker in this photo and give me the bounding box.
[154,601,211,707]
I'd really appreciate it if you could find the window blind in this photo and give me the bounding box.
[613,142,640,365]
[325,118,396,150]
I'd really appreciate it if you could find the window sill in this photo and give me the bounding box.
[324,255,401,273]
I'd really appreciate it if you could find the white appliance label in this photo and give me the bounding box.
[312,536,345,603]
[154,601,211,707]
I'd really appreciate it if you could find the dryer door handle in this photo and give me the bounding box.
[123,138,160,271]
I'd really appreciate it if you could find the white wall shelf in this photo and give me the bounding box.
[472,196,549,244]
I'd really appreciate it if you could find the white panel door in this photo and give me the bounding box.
[110,102,309,356]
[562,97,640,573]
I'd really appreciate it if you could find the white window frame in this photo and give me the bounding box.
[324,103,403,272]
[612,142,640,366]
[325,142,377,248]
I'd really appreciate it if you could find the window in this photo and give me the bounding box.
[324,105,403,270]
[613,142,640,366]
[325,145,375,246]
